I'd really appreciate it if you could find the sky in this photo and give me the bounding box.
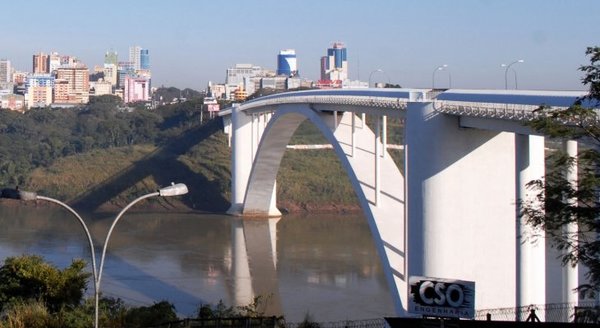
[2,0,599,91]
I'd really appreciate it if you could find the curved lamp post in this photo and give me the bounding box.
[432,64,448,89]
[2,183,188,328]
[95,183,188,328]
[369,69,390,88]
[502,59,524,90]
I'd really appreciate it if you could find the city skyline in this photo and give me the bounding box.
[2,0,598,91]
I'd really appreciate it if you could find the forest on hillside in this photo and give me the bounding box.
[0,94,206,187]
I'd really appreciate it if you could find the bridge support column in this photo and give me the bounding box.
[515,134,546,317]
[406,101,519,310]
[228,104,254,215]
[563,140,579,306]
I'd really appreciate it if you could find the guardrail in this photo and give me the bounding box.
[240,95,409,112]
[433,100,557,121]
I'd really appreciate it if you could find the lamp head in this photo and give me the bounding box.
[158,183,188,197]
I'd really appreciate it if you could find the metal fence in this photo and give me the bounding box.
[149,303,600,328]
[474,301,599,323]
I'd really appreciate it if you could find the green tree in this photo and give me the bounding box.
[0,255,90,313]
[123,300,178,327]
[522,46,600,297]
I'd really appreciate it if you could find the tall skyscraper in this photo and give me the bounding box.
[323,42,348,81]
[140,49,150,70]
[33,52,49,74]
[277,49,298,77]
[129,46,142,70]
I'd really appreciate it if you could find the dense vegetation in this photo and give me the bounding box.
[0,255,276,328]
[0,88,371,213]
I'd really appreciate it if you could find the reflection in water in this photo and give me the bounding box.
[0,203,394,322]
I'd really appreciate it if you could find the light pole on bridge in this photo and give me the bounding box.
[369,69,390,88]
[432,64,449,89]
[1,183,189,328]
[502,59,524,90]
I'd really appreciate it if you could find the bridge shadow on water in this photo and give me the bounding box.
[69,118,230,213]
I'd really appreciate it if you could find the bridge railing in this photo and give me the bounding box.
[241,95,409,112]
[433,100,565,121]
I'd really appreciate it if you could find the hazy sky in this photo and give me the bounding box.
[3,0,598,91]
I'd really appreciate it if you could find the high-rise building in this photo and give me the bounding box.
[0,59,11,84]
[277,49,298,77]
[117,61,135,87]
[226,64,272,85]
[48,52,61,74]
[123,75,150,103]
[320,56,328,81]
[105,50,118,66]
[55,65,90,104]
[26,74,54,108]
[103,64,118,86]
[33,52,49,74]
[129,46,142,70]
[140,49,150,70]
[323,42,348,82]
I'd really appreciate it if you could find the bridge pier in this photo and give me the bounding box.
[405,101,546,310]
[515,134,546,318]
[228,104,253,215]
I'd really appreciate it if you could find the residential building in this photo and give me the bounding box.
[123,75,150,103]
[91,79,113,96]
[12,71,28,86]
[26,74,54,108]
[53,79,69,103]
[129,46,142,70]
[277,49,298,77]
[48,52,61,74]
[103,63,118,86]
[207,81,226,99]
[33,52,49,73]
[55,65,90,104]
[320,56,328,80]
[0,59,11,83]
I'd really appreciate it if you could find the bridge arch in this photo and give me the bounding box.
[242,103,408,315]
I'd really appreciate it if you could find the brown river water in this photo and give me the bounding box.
[0,205,395,322]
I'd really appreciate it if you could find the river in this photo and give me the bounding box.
[0,204,395,322]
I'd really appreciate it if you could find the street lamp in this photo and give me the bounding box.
[369,69,390,88]
[501,59,524,90]
[432,64,448,89]
[1,183,188,328]
[96,183,188,328]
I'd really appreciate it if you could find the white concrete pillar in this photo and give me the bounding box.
[375,115,381,206]
[382,115,387,159]
[231,218,254,307]
[405,101,518,310]
[227,105,254,215]
[563,140,579,305]
[515,134,546,317]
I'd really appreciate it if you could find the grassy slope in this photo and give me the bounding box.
[21,120,362,213]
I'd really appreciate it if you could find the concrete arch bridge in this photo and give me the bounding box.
[219,88,591,318]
